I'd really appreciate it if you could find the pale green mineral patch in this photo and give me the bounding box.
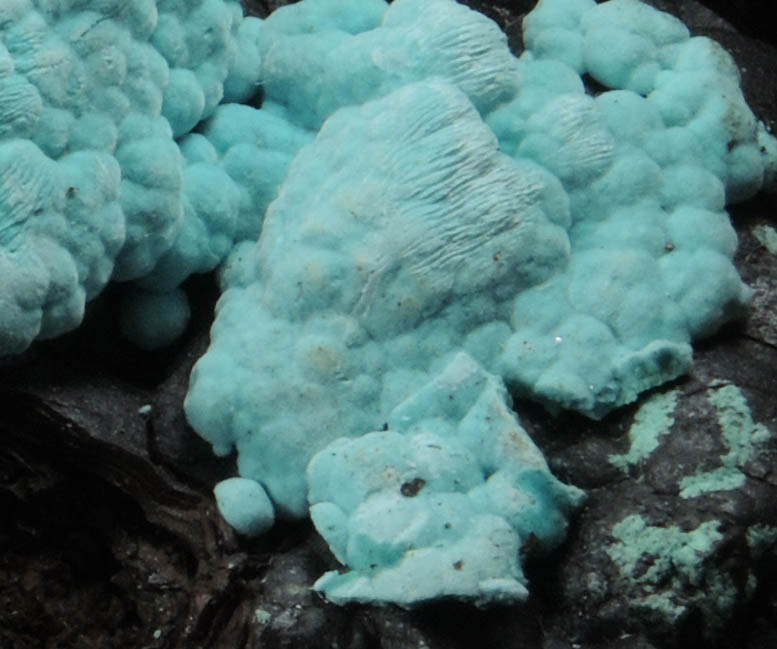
[607,514,735,628]
[746,571,758,598]
[679,384,772,499]
[746,524,777,559]
[254,608,272,625]
[585,571,607,600]
[752,224,777,256]
[607,515,722,588]
[609,389,679,472]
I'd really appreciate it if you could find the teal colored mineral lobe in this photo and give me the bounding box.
[308,353,585,606]
[214,476,276,536]
[0,0,262,354]
[181,0,777,605]
[118,286,190,350]
[189,76,571,516]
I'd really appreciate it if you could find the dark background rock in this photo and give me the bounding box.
[2,1,777,648]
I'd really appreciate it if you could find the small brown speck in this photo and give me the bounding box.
[400,477,426,497]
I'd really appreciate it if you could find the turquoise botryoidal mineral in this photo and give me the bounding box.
[185,0,776,606]
[0,0,264,354]
[3,0,776,608]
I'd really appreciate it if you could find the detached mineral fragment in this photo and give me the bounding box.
[308,353,585,606]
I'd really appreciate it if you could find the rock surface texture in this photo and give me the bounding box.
[1,1,776,648]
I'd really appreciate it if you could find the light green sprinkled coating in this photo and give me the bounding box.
[679,384,772,499]
[608,515,722,586]
[752,224,777,256]
[607,514,736,627]
[609,388,679,471]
